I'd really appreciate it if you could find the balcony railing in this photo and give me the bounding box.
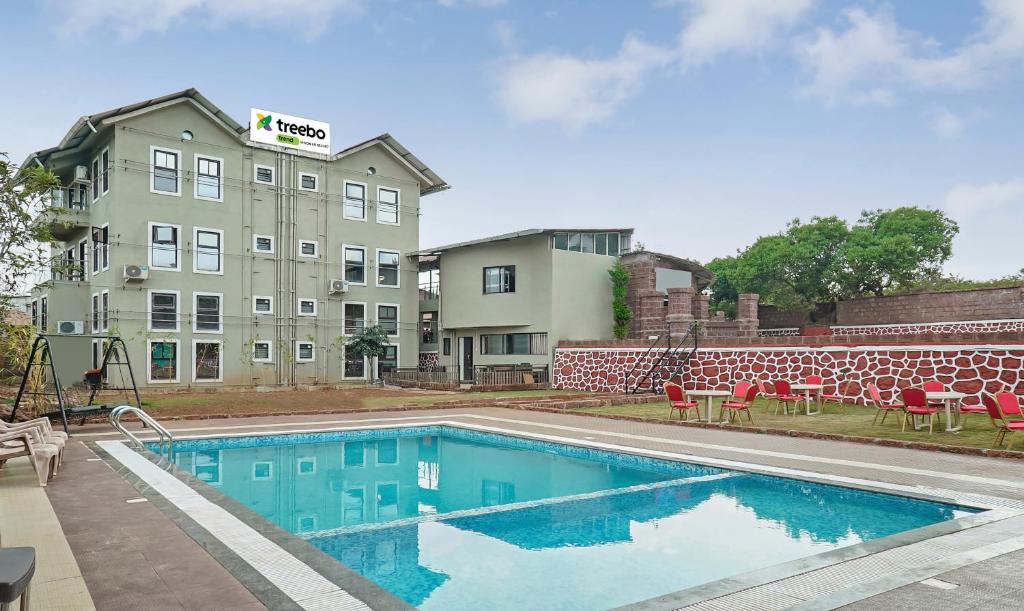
[473,365,549,387]
[382,366,458,389]
[418,281,440,301]
[47,185,90,211]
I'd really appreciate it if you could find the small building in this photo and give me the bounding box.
[413,229,634,384]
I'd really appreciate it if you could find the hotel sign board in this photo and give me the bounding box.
[249,108,331,154]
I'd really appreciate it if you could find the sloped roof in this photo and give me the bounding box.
[412,227,634,256]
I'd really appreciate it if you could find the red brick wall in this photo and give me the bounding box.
[554,342,1024,404]
[837,286,1024,325]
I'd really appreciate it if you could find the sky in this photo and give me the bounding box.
[2,0,1022,280]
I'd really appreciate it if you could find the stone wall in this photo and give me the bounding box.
[553,339,1024,403]
[837,286,1024,325]
[418,351,439,368]
[832,320,1024,337]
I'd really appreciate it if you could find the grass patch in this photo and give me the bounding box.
[578,397,1008,451]
[360,389,579,410]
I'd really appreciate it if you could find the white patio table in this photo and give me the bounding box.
[925,391,967,432]
[685,389,732,422]
[789,383,824,415]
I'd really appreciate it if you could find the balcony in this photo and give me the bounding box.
[37,186,91,240]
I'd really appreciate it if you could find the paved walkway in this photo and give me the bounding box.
[18,406,1024,609]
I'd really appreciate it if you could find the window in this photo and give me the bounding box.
[149,290,179,331]
[101,290,109,331]
[568,233,581,252]
[377,304,398,336]
[553,232,568,250]
[581,233,595,253]
[376,439,398,466]
[253,234,274,254]
[253,296,273,315]
[297,298,317,316]
[151,147,181,195]
[376,250,400,288]
[343,303,365,335]
[608,233,621,257]
[344,246,366,284]
[344,181,366,220]
[65,246,77,281]
[479,332,548,355]
[343,442,366,468]
[295,341,315,362]
[149,223,180,271]
[344,348,365,378]
[376,482,399,520]
[298,172,318,192]
[555,231,625,256]
[30,300,37,328]
[595,232,607,255]
[194,228,224,274]
[442,337,451,356]
[343,487,365,524]
[252,340,273,363]
[91,293,99,333]
[254,163,275,185]
[149,340,179,383]
[377,345,398,379]
[79,239,88,276]
[93,224,109,272]
[252,462,273,481]
[298,240,318,258]
[297,457,316,475]
[483,265,515,294]
[40,296,48,332]
[377,187,399,225]
[101,147,110,195]
[193,292,223,333]
[193,340,222,382]
[91,157,100,201]
[420,312,436,344]
[195,155,223,201]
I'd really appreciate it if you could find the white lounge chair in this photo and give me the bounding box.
[0,419,65,469]
[0,431,59,487]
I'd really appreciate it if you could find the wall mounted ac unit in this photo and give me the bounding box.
[329,279,349,294]
[74,165,89,181]
[123,264,149,281]
[57,320,84,335]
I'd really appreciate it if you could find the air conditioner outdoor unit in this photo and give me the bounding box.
[74,165,89,181]
[123,264,149,281]
[329,279,349,294]
[57,320,84,335]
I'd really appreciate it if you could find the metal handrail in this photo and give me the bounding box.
[109,405,174,460]
[622,333,669,393]
[630,321,700,394]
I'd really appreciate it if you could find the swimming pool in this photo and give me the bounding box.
[156,426,975,610]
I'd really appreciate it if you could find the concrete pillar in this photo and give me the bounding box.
[737,293,760,337]
[666,287,695,338]
[693,293,710,321]
[637,289,668,338]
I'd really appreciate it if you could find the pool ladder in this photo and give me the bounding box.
[109,405,175,462]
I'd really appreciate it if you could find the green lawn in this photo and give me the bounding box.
[578,398,1012,451]
[358,389,581,410]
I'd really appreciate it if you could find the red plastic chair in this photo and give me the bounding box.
[664,382,700,421]
[820,378,850,412]
[772,380,803,416]
[805,375,823,396]
[867,383,904,425]
[756,380,777,411]
[901,387,941,434]
[983,393,1024,449]
[721,383,758,424]
[923,380,945,407]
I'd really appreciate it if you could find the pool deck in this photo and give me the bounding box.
[7,406,1024,610]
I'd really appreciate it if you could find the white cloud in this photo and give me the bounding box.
[492,20,517,51]
[943,178,1024,221]
[927,107,966,139]
[794,1,1024,105]
[492,0,815,131]
[51,0,364,40]
[437,0,507,7]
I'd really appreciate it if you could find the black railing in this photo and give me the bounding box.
[627,322,699,394]
[382,366,457,388]
[473,365,549,386]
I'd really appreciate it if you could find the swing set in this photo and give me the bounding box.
[8,335,142,435]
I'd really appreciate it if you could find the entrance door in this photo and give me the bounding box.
[460,337,474,383]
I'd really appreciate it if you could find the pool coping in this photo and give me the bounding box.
[96,417,1024,610]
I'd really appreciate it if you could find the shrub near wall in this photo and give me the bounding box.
[554,342,1024,404]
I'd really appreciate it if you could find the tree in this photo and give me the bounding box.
[344,325,391,382]
[841,207,959,295]
[608,259,632,339]
[0,153,61,314]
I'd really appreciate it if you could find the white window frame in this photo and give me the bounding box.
[91,292,100,333]
[193,227,225,275]
[376,344,400,381]
[91,156,100,202]
[100,223,110,272]
[376,186,400,226]
[343,180,368,221]
[295,340,316,363]
[79,237,90,276]
[194,153,225,203]
[342,301,366,336]
[252,461,274,481]
[252,340,273,363]
[147,289,180,332]
[374,438,400,466]
[297,172,318,192]
[343,347,368,380]
[149,146,182,197]
[343,245,367,286]
[297,239,319,259]
[253,163,276,186]
[192,339,224,383]
[100,146,110,197]
[252,296,274,315]
[148,222,182,272]
[376,303,400,337]
[297,456,317,476]
[375,248,401,289]
[297,298,317,317]
[100,289,109,332]
[252,234,275,254]
[193,291,224,334]
[147,338,180,384]
[374,481,400,521]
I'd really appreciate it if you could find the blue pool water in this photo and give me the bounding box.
[159,427,974,610]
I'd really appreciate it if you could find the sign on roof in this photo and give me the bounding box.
[249,108,331,154]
